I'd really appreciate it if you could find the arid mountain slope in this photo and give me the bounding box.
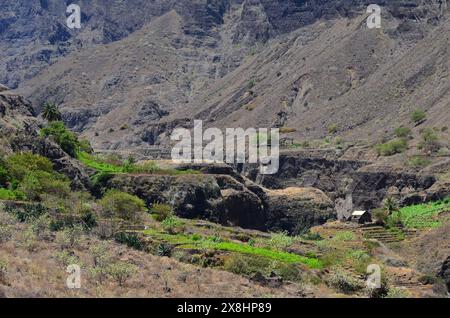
[2,0,449,151]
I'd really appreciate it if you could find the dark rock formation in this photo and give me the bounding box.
[244,153,441,219]
[265,187,335,235]
[350,166,436,210]
[105,173,266,229]
[105,171,335,233]
[439,256,450,292]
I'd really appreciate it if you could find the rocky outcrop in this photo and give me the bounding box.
[105,173,267,229]
[0,92,92,190]
[265,187,335,235]
[350,165,436,210]
[439,256,450,292]
[0,84,9,93]
[217,188,266,230]
[105,171,336,233]
[244,153,441,219]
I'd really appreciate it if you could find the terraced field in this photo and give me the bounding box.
[390,198,450,229]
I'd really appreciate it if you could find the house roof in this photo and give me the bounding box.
[352,210,367,216]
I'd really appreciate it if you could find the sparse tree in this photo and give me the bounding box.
[108,262,138,286]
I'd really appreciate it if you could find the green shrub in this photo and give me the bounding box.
[0,162,9,187]
[207,234,222,243]
[0,224,12,243]
[6,203,48,223]
[78,139,93,154]
[372,208,389,226]
[18,170,70,201]
[384,287,410,298]
[54,250,81,269]
[270,261,303,282]
[156,243,173,257]
[395,126,411,138]
[115,232,144,250]
[5,153,53,182]
[91,172,114,196]
[99,190,146,222]
[418,274,439,285]
[133,161,160,173]
[0,259,8,284]
[247,79,256,89]
[223,254,271,277]
[150,203,173,222]
[332,231,355,241]
[328,124,339,134]
[30,214,52,240]
[40,121,79,157]
[326,268,364,294]
[161,216,184,234]
[56,225,85,249]
[88,242,111,283]
[108,262,138,286]
[408,155,431,168]
[90,242,111,267]
[267,231,293,251]
[411,109,426,123]
[21,228,39,252]
[418,128,440,153]
[376,138,408,156]
[384,197,398,214]
[0,152,71,201]
[301,231,323,241]
[0,188,25,200]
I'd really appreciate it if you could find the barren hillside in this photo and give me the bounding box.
[1,0,446,153]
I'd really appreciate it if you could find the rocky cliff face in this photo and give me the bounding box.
[101,166,334,234]
[243,151,448,219]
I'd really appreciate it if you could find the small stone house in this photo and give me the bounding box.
[350,210,372,224]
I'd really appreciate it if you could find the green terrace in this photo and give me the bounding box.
[389,197,450,229]
[77,151,199,176]
[142,228,323,269]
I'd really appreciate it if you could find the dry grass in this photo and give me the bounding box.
[0,211,305,298]
[267,187,331,203]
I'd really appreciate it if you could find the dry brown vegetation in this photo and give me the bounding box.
[0,208,307,298]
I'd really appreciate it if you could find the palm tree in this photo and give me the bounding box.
[384,197,398,215]
[42,102,62,122]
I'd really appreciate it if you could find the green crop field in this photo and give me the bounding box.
[143,228,322,268]
[390,198,450,229]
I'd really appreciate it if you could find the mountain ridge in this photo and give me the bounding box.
[0,0,447,154]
